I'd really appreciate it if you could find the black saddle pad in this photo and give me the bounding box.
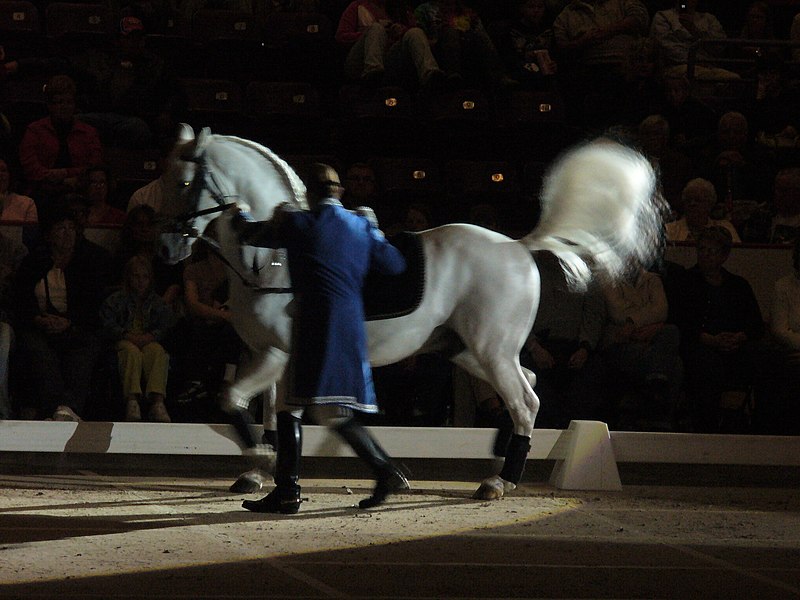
[363,231,425,321]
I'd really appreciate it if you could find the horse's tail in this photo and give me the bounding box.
[521,141,665,291]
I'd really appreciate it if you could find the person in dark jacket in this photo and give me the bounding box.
[234,163,407,513]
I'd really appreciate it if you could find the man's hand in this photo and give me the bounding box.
[355,206,379,229]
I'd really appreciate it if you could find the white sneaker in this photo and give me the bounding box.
[52,405,82,422]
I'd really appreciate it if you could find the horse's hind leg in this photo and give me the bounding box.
[452,352,539,500]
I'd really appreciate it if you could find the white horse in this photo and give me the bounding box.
[159,124,663,500]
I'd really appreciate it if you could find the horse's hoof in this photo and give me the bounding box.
[472,476,505,500]
[229,472,264,493]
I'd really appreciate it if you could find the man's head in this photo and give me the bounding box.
[118,15,146,57]
[44,74,77,124]
[681,177,716,228]
[307,163,343,207]
[695,225,732,272]
[343,162,376,208]
[717,111,749,150]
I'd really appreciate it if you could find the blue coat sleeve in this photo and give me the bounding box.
[368,227,406,275]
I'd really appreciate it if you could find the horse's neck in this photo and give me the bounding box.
[213,139,301,221]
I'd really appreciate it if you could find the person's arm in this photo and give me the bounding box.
[771,278,800,350]
[232,203,294,248]
[183,278,231,323]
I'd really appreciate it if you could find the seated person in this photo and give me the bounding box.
[0,228,28,419]
[100,255,176,422]
[666,178,741,242]
[488,0,558,90]
[601,261,683,430]
[169,236,243,422]
[11,205,107,421]
[520,252,607,428]
[81,165,126,227]
[18,75,103,208]
[336,0,444,90]
[650,0,739,80]
[415,0,513,90]
[636,114,692,215]
[673,226,780,433]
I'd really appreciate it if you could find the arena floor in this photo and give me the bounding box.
[1,460,799,600]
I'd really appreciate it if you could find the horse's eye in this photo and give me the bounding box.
[183,181,191,187]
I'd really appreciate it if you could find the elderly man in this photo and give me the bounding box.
[234,163,408,513]
[666,178,741,242]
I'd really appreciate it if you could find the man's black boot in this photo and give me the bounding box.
[334,418,409,509]
[243,412,302,514]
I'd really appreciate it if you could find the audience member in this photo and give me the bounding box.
[735,1,778,68]
[0,227,27,418]
[336,0,445,90]
[673,226,778,433]
[766,238,800,434]
[650,0,739,80]
[0,158,37,222]
[792,12,800,62]
[636,114,693,214]
[699,111,776,209]
[744,167,800,244]
[100,254,176,422]
[666,178,741,242]
[18,75,103,208]
[81,165,126,226]
[655,74,718,154]
[373,200,451,426]
[126,145,171,214]
[520,252,607,428]
[115,205,183,308]
[170,236,243,421]
[746,54,800,150]
[342,162,378,210]
[552,0,650,128]
[69,16,183,149]
[601,261,683,430]
[11,205,107,421]
[414,0,513,90]
[488,0,558,91]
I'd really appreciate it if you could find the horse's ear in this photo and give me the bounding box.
[195,127,212,155]
[177,123,195,143]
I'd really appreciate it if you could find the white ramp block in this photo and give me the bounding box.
[549,420,622,491]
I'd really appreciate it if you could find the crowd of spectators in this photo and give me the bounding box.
[0,0,799,433]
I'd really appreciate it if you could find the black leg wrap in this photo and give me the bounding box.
[492,410,514,457]
[335,418,410,509]
[262,429,277,449]
[498,434,531,485]
[230,407,260,448]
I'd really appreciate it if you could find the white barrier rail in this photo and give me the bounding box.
[4,420,799,491]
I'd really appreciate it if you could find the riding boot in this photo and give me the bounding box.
[242,412,302,514]
[334,417,409,509]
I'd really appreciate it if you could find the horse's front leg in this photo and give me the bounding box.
[473,365,539,501]
[224,347,288,493]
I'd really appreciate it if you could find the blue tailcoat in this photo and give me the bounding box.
[243,200,406,412]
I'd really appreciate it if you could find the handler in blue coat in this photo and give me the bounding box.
[234,163,408,513]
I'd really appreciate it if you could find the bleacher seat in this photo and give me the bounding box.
[262,11,335,83]
[0,0,41,58]
[178,77,244,135]
[337,85,421,157]
[443,159,525,227]
[45,2,114,53]
[494,89,571,162]
[190,9,266,81]
[242,80,329,153]
[424,88,492,160]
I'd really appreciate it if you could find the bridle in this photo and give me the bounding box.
[164,149,293,293]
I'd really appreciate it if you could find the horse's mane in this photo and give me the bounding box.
[216,135,309,210]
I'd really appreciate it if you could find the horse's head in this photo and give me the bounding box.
[159,124,227,264]
[159,123,308,265]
